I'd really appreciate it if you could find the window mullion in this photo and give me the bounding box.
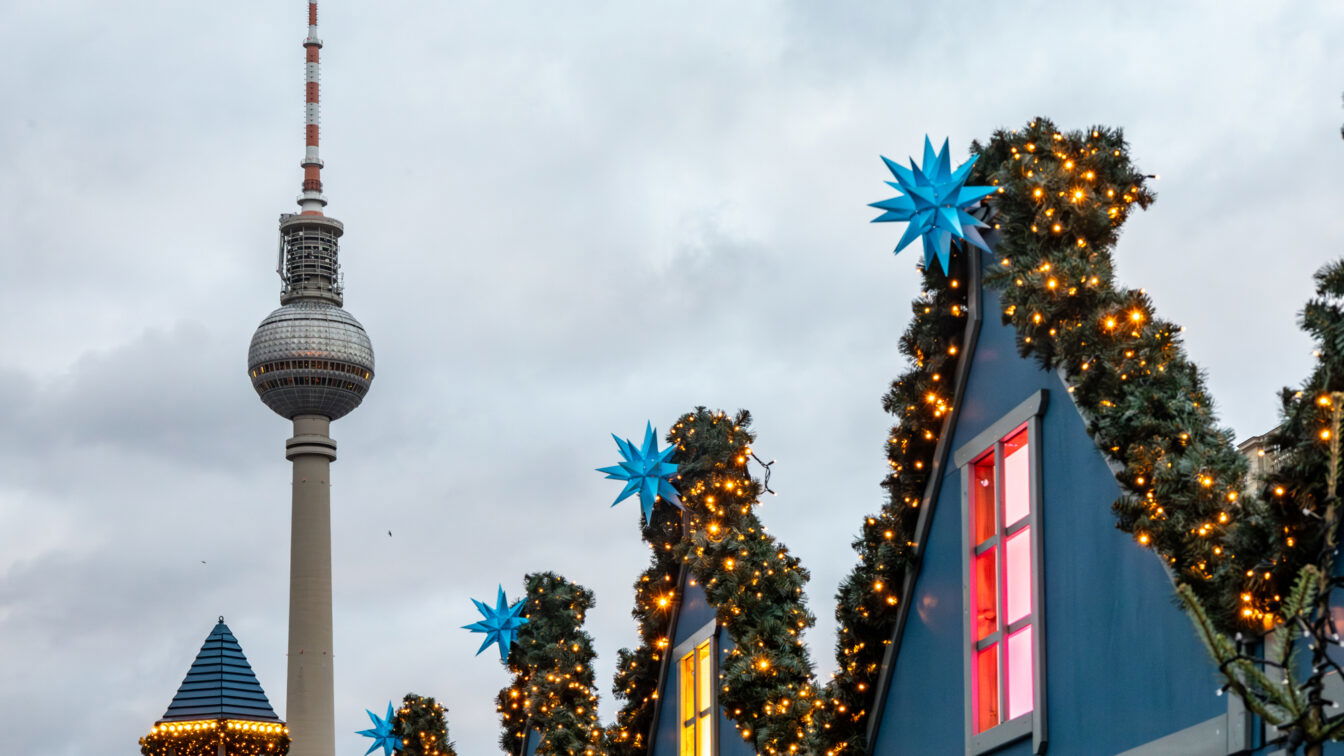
[697,646,703,756]
[693,656,700,754]
[995,441,1009,727]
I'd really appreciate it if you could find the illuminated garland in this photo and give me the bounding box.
[608,408,818,755]
[819,117,1314,753]
[497,572,604,756]
[139,718,290,755]
[607,477,685,755]
[815,253,969,754]
[392,693,457,756]
[970,119,1271,624]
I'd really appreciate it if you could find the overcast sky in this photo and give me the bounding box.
[2,1,1342,754]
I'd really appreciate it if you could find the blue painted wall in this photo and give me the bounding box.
[651,578,755,756]
[871,277,1224,754]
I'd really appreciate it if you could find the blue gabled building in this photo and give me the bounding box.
[861,248,1280,755]
[139,618,290,755]
[647,572,755,756]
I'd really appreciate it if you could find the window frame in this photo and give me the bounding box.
[671,619,717,756]
[954,389,1048,755]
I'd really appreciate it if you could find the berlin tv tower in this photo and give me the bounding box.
[247,2,375,754]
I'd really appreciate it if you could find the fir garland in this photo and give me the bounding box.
[607,492,683,756]
[815,254,969,754]
[607,408,818,755]
[497,572,604,756]
[969,118,1269,626]
[819,116,1310,753]
[392,693,456,756]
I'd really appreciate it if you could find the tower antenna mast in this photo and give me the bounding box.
[299,0,325,215]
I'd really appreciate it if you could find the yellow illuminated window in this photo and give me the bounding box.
[679,638,714,755]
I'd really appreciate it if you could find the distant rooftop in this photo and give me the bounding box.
[1238,426,1281,486]
[158,618,282,723]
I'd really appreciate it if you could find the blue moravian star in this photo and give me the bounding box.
[870,136,999,274]
[463,585,530,660]
[596,422,683,523]
[356,702,400,756]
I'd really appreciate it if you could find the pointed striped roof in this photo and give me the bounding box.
[158,618,282,723]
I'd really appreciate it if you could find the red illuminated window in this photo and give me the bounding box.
[967,424,1038,743]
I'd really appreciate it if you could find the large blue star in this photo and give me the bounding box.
[596,422,683,523]
[870,136,999,274]
[463,585,529,660]
[356,702,400,756]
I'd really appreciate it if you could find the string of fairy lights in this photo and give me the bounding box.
[139,718,290,755]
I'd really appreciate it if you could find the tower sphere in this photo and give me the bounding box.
[248,301,374,420]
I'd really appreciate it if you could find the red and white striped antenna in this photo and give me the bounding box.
[299,0,326,215]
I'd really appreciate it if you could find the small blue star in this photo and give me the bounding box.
[596,422,683,523]
[356,702,400,756]
[463,585,529,660]
[870,136,999,274]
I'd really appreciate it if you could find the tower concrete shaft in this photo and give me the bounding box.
[285,414,337,756]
